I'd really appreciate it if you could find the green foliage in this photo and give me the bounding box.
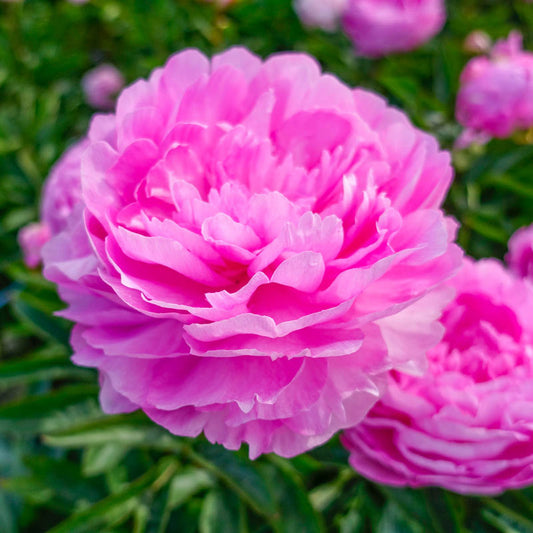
[1,0,533,531]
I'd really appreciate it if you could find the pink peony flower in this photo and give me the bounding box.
[42,47,461,458]
[18,140,88,267]
[456,32,533,144]
[294,0,348,32]
[18,223,51,268]
[506,224,533,280]
[342,258,533,495]
[342,0,446,58]
[82,64,124,110]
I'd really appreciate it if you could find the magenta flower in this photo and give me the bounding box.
[18,223,51,268]
[42,47,460,458]
[342,0,446,58]
[506,224,533,280]
[82,64,124,110]
[456,32,533,145]
[18,139,88,267]
[342,258,533,495]
[293,0,348,31]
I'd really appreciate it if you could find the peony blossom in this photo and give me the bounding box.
[506,224,533,280]
[456,32,533,145]
[42,47,460,458]
[82,64,124,110]
[342,0,446,58]
[343,258,533,495]
[18,223,51,268]
[294,0,348,32]
[18,140,88,267]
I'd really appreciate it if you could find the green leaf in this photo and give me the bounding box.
[11,290,70,345]
[4,455,106,512]
[0,353,93,388]
[378,487,433,529]
[337,508,364,533]
[260,458,324,533]
[43,412,182,452]
[166,467,214,510]
[48,457,178,533]
[191,442,276,518]
[0,384,99,433]
[424,488,464,533]
[482,499,533,533]
[82,443,129,477]
[377,501,424,533]
[199,489,247,533]
[0,493,17,533]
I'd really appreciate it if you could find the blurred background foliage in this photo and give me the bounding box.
[1,0,533,531]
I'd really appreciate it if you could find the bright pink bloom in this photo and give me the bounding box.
[342,0,445,58]
[82,64,124,110]
[456,32,533,144]
[294,0,348,31]
[506,224,533,280]
[41,140,88,235]
[18,140,88,267]
[18,223,51,268]
[42,47,460,458]
[343,258,533,495]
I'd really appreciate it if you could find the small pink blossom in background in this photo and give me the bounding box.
[506,224,533,280]
[18,223,51,268]
[463,30,491,55]
[82,64,124,110]
[294,0,348,31]
[456,32,533,146]
[203,0,235,6]
[68,0,89,4]
[342,0,446,58]
[42,47,461,458]
[17,139,87,267]
[343,258,533,495]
